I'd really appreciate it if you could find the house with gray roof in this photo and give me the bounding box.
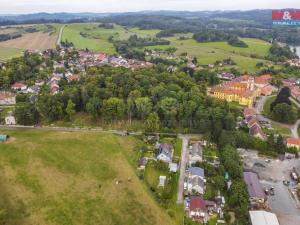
[187,176,205,195]
[189,142,203,166]
[189,167,205,179]
[157,143,173,163]
[243,172,266,207]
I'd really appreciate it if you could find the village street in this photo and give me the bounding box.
[176,135,189,204]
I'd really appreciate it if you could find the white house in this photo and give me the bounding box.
[5,115,16,125]
[157,143,173,163]
[187,176,205,195]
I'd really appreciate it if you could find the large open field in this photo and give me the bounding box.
[148,36,272,72]
[0,45,22,61]
[0,32,57,50]
[61,23,272,71]
[0,24,61,57]
[61,23,160,54]
[0,130,175,225]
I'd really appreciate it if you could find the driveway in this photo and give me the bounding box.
[177,135,189,204]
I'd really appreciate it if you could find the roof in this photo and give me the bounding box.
[249,211,280,225]
[11,82,26,89]
[190,197,206,211]
[255,74,272,85]
[189,167,204,178]
[191,176,205,188]
[158,143,173,158]
[261,85,273,95]
[243,172,265,199]
[191,142,203,157]
[243,108,257,118]
[287,138,300,146]
[169,163,178,172]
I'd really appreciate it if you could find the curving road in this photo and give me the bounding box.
[255,95,300,138]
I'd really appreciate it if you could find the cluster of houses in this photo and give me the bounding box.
[243,108,268,140]
[243,171,280,225]
[209,74,273,108]
[282,79,300,102]
[11,82,41,94]
[184,141,225,224]
[287,58,300,67]
[78,51,154,70]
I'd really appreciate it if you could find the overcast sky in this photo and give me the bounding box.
[0,0,299,14]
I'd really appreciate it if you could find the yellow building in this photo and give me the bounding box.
[209,75,261,108]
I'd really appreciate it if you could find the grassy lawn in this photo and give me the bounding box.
[144,159,183,224]
[0,130,175,225]
[270,122,291,137]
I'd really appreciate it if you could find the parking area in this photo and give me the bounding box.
[238,149,300,225]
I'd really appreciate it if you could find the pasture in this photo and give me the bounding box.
[61,23,160,53]
[151,37,272,72]
[0,130,175,225]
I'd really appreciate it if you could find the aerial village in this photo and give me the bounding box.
[1,47,300,225]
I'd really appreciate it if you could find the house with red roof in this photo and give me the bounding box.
[186,196,208,223]
[11,82,27,91]
[243,108,257,118]
[261,85,273,96]
[286,138,300,150]
[250,124,266,140]
[254,74,272,88]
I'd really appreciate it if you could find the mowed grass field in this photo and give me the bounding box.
[61,23,160,54]
[0,130,175,225]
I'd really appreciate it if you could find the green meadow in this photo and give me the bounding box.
[0,130,175,225]
[0,46,23,61]
[61,23,160,54]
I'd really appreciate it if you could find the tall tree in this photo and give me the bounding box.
[66,99,76,121]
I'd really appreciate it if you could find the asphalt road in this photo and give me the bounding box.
[177,135,189,204]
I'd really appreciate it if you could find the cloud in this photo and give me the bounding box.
[0,0,299,14]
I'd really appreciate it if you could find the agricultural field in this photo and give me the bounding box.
[0,24,61,56]
[61,23,160,54]
[0,45,22,61]
[0,130,175,225]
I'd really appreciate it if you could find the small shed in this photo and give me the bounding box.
[169,163,178,173]
[158,176,166,188]
[0,134,8,142]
